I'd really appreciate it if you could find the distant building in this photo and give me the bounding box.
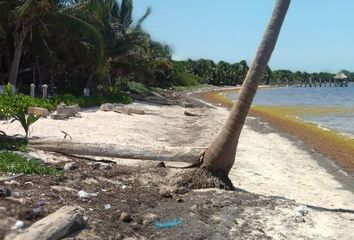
[334,72,348,87]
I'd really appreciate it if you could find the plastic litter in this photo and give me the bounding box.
[295,205,308,216]
[104,204,111,210]
[32,207,43,214]
[78,190,97,200]
[11,220,25,230]
[36,200,46,207]
[154,218,183,229]
[294,205,309,222]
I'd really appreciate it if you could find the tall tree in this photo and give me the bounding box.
[3,0,104,88]
[200,0,291,188]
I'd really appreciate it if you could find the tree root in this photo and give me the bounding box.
[175,167,235,191]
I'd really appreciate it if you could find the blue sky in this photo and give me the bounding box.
[134,0,354,73]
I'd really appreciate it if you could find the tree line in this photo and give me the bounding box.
[0,0,173,95]
[173,59,354,87]
[1,0,352,98]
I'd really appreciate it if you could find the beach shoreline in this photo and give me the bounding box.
[1,91,354,239]
[191,87,354,177]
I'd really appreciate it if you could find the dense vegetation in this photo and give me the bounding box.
[0,0,174,96]
[172,59,354,87]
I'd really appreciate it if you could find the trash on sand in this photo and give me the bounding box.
[4,180,20,186]
[155,218,183,229]
[120,212,132,222]
[294,205,309,222]
[36,200,46,207]
[0,187,11,198]
[78,190,97,200]
[11,220,25,230]
[104,204,111,210]
[295,205,308,216]
[32,207,43,214]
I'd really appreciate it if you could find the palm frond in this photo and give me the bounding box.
[0,1,12,15]
[119,0,133,31]
[53,11,106,66]
[14,0,37,18]
[135,7,151,29]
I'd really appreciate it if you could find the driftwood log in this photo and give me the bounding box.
[9,206,85,240]
[28,139,205,162]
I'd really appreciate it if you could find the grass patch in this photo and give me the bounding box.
[0,151,61,175]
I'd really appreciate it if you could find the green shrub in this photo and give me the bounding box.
[127,81,152,94]
[4,83,14,96]
[50,93,132,107]
[11,111,41,138]
[0,151,60,175]
[0,95,54,119]
[172,71,202,86]
[0,92,133,119]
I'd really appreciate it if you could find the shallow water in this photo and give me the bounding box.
[226,83,354,136]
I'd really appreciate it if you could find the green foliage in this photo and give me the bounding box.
[0,151,60,175]
[171,59,249,86]
[11,111,41,138]
[0,95,53,119]
[127,81,152,94]
[4,83,14,96]
[50,93,133,107]
[0,93,132,120]
[171,71,202,86]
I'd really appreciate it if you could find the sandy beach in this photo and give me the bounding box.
[1,98,354,239]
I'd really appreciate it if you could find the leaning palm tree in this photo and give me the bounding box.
[185,0,291,189]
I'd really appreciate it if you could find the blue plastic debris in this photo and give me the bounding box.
[154,218,183,229]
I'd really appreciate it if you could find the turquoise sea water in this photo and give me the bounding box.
[225,83,354,137]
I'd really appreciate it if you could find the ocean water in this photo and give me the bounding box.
[225,83,354,137]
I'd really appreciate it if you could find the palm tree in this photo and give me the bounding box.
[200,0,291,189]
[3,0,104,88]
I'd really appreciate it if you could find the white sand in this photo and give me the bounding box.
[2,102,354,239]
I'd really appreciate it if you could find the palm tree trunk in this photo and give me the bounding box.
[8,30,28,87]
[202,0,291,181]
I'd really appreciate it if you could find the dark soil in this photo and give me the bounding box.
[0,158,168,239]
[0,155,303,240]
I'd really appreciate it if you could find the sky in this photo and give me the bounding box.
[133,0,354,73]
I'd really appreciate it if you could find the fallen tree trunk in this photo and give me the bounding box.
[28,139,205,162]
[9,206,85,240]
